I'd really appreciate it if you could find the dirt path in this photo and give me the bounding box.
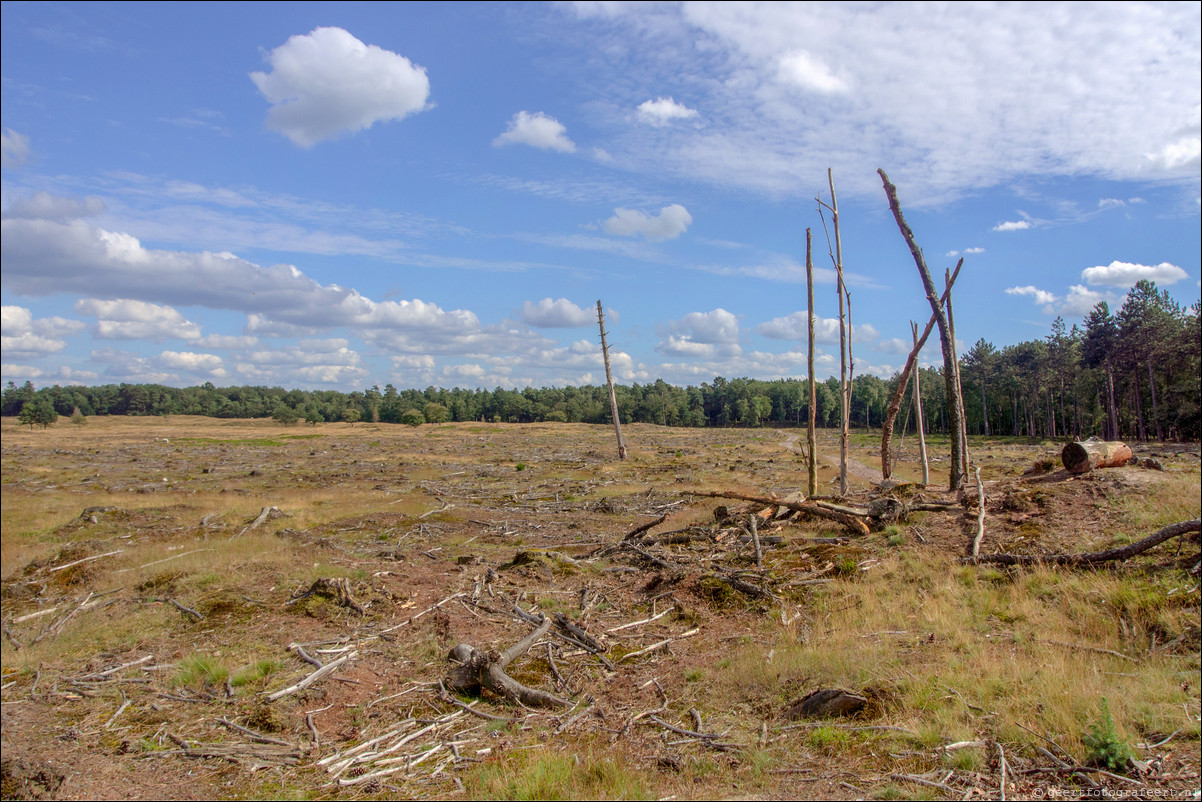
[780,432,880,483]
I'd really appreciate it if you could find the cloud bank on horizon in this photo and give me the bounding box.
[1,2,1198,392]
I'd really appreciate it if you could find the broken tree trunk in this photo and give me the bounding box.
[597,301,626,460]
[879,169,966,492]
[446,616,570,709]
[1061,439,1133,474]
[879,264,960,481]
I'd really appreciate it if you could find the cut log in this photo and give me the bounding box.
[1061,440,1133,474]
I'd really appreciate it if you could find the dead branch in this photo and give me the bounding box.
[216,717,295,747]
[231,505,283,539]
[965,519,1200,567]
[156,733,302,765]
[167,598,203,620]
[265,651,357,701]
[288,642,323,669]
[437,681,515,722]
[971,466,986,559]
[750,514,763,569]
[445,616,571,709]
[708,572,777,602]
[615,627,698,663]
[47,550,123,574]
[690,490,869,536]
[624,513,669,541]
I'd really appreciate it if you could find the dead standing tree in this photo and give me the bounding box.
[879,169,967,492]
[597,300,627,460]
[817,169,851,496]
[806,228,819,497]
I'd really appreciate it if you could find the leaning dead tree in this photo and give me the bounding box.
[596,300,626,460]
[879,262,961,482]
[817,169,851,496]
[806,228,818,497]
[879,169,967,491]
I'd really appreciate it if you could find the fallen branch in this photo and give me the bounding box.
[615,627,699,663]
[216,717,295,747]
[168,598,203,620]
[965,519,1201,567]
[708,572,777,602]
[624,513,669,541]
[266,651,357,701]
[231,505,283,540]
[48,550,123,573]
[691,490,869,536]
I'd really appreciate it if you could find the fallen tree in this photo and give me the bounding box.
[965,519,1200,567]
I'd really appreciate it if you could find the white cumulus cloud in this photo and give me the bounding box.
[636,97,699,127]
[1080,260,1188,286]
[250,27,431,148]
[158,350,227,377]
[519,298,594,328]
[1005,285,1058,307]
[603,204,692,241]
[1,305,85,360]
[76,298,203,341]
[493,111,576,152]
[993,219,1031,232]
[755,311,877,344]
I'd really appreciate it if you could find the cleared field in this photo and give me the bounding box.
[2,416,1199,800]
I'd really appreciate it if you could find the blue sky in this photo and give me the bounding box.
[2,1,1199,392]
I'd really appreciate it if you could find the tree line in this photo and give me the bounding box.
[4,280,1198,441]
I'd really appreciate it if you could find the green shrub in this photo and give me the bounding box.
[401,408,425,426]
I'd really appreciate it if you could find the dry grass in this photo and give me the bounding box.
[1,415,1198,800]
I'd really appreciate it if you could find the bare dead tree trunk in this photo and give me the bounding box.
[912,322,930,486]
[806,228,818,498]
[818,169,850,496]
[944,268,969,484]
[596,300,626,460]
[878,262,960,480]
[846,285,854,434]
[879,169,965,492]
